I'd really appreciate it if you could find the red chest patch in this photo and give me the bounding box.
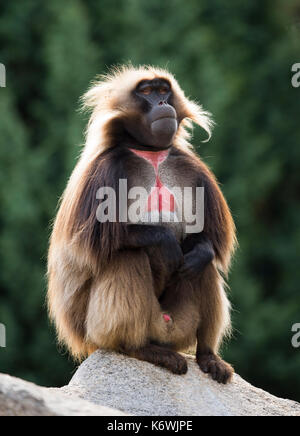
[130,149,175,213]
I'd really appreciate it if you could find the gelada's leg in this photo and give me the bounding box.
[159,263,234,383]
[195,264,234,384]
[85,249,188,374]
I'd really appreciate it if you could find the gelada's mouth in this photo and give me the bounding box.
[152,115,177,123]
[151,117,178,139]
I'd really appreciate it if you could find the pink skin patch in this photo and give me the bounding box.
[130,149,175,213]
[163,314,171,323]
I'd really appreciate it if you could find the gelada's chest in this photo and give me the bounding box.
[128,149,183,215]
[127,149,202,237]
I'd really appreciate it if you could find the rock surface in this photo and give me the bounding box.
[1,350,300,416]
[0,372,127,416]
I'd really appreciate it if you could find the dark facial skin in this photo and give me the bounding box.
[122,78,178,151]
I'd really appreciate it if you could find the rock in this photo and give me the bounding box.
[1,350,300,416]
[0,372,127,416]
[60,350,300,416]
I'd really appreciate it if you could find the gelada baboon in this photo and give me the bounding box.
[48,65,236,383]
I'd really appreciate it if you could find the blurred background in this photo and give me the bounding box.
[0,0,300,401]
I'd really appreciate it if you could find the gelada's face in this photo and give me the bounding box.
[124,78,178,149]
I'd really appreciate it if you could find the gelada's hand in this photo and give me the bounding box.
[179,242,215,279]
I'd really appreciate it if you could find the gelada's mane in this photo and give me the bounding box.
[81,65,214,160]
[52,65,214,248]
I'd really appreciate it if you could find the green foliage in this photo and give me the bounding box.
[0,0,299,398]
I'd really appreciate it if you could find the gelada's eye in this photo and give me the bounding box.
[159,87,169,95]
[140,87,152,95]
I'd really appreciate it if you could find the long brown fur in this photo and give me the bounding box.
[47,65,236,380]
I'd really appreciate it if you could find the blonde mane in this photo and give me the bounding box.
[81,64,214,158]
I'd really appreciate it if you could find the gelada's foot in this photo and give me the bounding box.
[125,343,188,375]
[196,350,234,384]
